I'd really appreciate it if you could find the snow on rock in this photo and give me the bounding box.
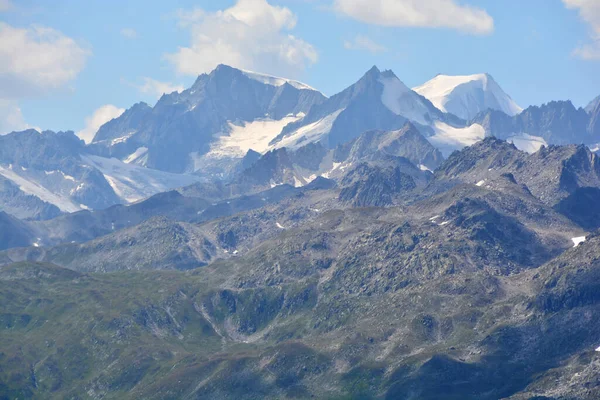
[109,131,137,146]
[44,170,76,181]
[413,73,522,121]
[0,165,81,212]
[293,176,303,188]
[276,222,285,229]
[507,134,547,154]
[476,180,486,187]
[378,75,430,125]
[321,161,349,179]
[208,115,302,158]
[82,155,200,204]
[124,147,149,165]
[596,346,600,352]
[419,164,433,173]
[572,236,586,247]
[427,121,486,157]
[241,69,320,92]
[274,109,345,150]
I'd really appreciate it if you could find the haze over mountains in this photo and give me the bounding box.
[2,64,600,399]
[0,64,598,220]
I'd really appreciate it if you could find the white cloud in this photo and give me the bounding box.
[563,0,600,60]
[0,0,13,12]
[573,42,600,60]
[137,77,184,98]
[0,22,90,99]
[0,22,89,135]
[77,105,125,144]
[120,28,138,39]
[334,0,494,35]
[165,0,318,78]
[344,35,387,53]
[0,99,39,135]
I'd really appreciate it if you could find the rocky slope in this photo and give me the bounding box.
[0,129,202,218]
[2,138,600,399]
[1,229,599,398]
[236,122,443,190]
[586,95,600,114]
[89,64,326,175]
[472,100,594,148]
[270,66,457,151]
[0,212,38,250]
[2,217,219,272]
[430,137,600,206]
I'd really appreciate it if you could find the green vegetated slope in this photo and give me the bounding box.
[2,231,600,399]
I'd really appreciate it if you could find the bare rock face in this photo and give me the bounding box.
[431,137,600,206]
[472,100,593,145]
[589,100,600,139]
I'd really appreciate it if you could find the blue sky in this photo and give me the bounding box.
[1,0,599,139]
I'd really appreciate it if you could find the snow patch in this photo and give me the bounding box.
[378,76,430,125]
[276,222,285,229]
[207,115,302,159]
[82,155,200,204]
[124,147,149,165]
[0,165,80,212]
[419,164,433,173]
[476,180,486,187]
[240,69,320,92]
[321,161,348,179]
[274,109,345,150]
[44,170,76,181]
[507,133,548,154]
[110,131,136,146]
[572,236,586,247]
[427,121,486,156]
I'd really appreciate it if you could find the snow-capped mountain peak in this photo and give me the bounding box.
[413,73,522,121]
[240,68,321,93]
[269,66,446,151]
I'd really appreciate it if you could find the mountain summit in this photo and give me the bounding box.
[90,64,326,174]
[269,66,450,150]
[414,73,522,121]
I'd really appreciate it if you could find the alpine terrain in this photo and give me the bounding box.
[1,61,600,400]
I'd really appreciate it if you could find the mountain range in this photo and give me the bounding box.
[2,133,600,398]
[1,64,600,399]
[0,64,596,220]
